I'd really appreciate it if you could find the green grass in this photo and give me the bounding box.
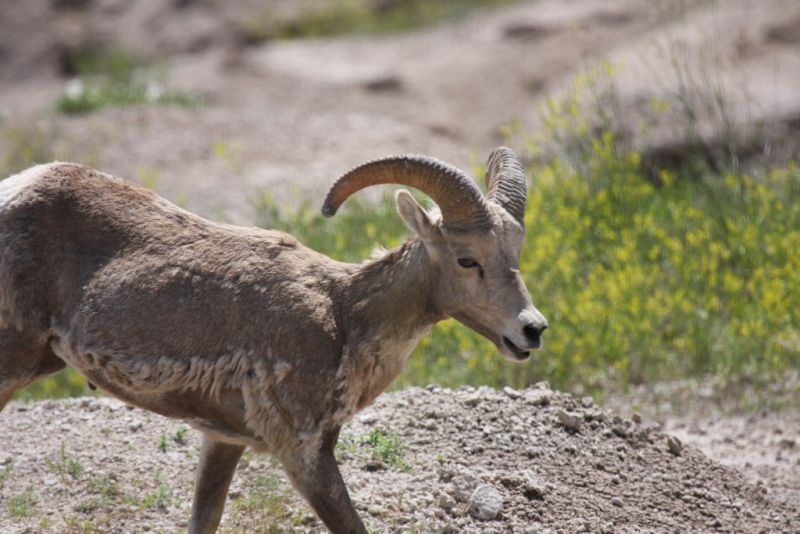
[7,487,37,518]
[225,475,298,532]
[362,428,411,471]
[47,442,84,484]
[0,463,12,489]
[56,49,203,115]
[240,0,523,42]
[140,484,172,510]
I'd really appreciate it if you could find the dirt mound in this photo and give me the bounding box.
[0,385,796,532]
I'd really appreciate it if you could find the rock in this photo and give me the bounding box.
[525,447,542,459]
[453,473,480,502]
[526,525,555,534]
[611,496,623,507]
[522,472,546,500]
[667,436,683,456]
[632,412,642,424]
[468,484,503,520]
[464,395,482,407]
[526,389,552,406]
[556,409,582,432]
[357,412,377,425]
[365,460,385,471]
[612,424,629,438]
[438,468,455,482]
[362,74,404,93]
[438,493,456,511]
[503,386,521,399]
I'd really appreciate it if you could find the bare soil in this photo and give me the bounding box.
[1,385,798,533]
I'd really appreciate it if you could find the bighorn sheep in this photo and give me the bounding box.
[0,147,547,533]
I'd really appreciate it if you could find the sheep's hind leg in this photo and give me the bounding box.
[188,435,245,534]
[0,329,65,412]
[282,430,368,534]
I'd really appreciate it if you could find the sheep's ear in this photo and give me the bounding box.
[396,190,437,241]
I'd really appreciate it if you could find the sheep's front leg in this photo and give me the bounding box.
[282,430,367,534]
[188,436,245,534]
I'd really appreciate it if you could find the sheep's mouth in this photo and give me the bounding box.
[502,337,531,361]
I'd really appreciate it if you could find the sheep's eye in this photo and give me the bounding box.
[457,258,479,269]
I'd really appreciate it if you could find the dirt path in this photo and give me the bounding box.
[1,385,797,533]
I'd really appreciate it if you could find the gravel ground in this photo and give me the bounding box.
[1,384,797,533]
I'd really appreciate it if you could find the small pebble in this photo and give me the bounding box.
[557,409,582,432]
[667,436,683,456]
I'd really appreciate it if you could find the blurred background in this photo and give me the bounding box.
[1,0,798,411]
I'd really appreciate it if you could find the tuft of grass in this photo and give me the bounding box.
[0,462,13,489]
[56,49,203,115]
[240,0,523,43]
[225,475,297,532]
[362,428,411,472]
[62,515,103,534]
[8,487,38,518]
[140,483,172,511]
[89,474,120,505]
[47,442,84,484]
[172,426,189,446]
[157,434,169,453]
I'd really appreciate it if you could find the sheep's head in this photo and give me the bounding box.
[322,147,547,362]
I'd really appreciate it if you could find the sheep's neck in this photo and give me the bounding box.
[338,238,441,402]
[354,237,440,332]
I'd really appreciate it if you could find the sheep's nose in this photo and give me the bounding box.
[523,323,547,345]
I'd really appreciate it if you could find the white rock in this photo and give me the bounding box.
[556,409,582,431]
[468,484,503,520]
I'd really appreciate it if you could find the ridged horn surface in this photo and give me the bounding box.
[485,147,527,225]
[322,155,492,229]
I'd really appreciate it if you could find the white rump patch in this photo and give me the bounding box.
[0,163,53,212]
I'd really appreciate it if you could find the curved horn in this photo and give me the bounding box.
[322,155,492,229]
[485,147,527,225]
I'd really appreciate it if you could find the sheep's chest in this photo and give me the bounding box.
[333,327,428,423]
